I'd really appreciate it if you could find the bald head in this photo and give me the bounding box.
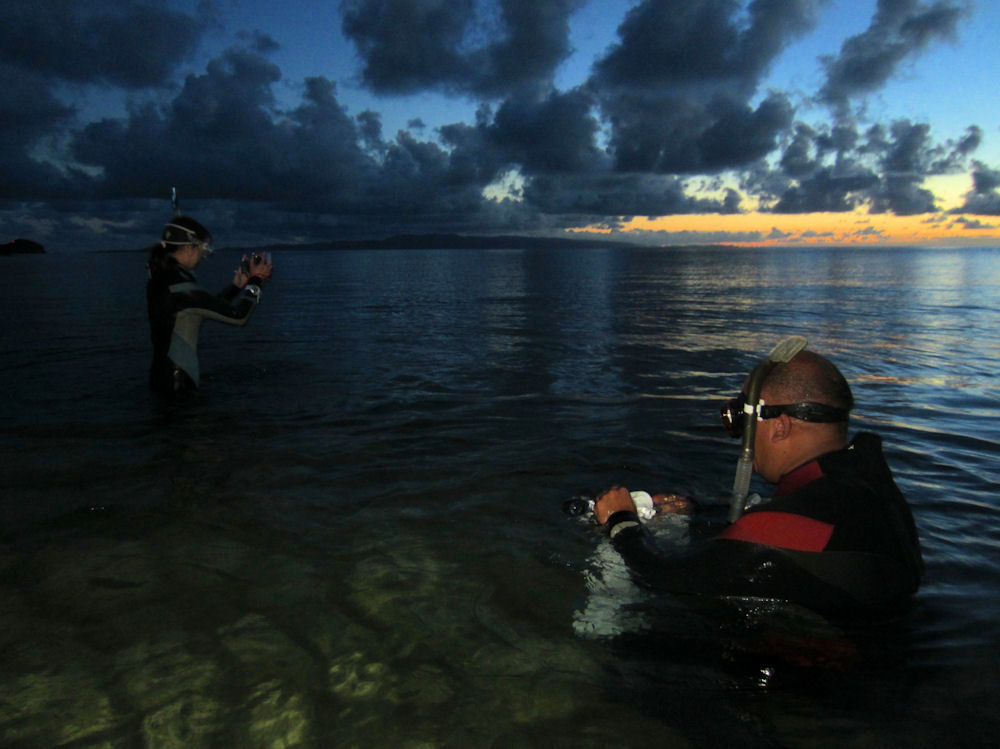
[751,350,854,481]
[762,350,853,436]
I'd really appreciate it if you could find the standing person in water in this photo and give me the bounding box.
[146,216,273,394]
[592,345,924,618]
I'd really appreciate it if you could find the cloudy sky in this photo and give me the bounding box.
[2,0,998,251]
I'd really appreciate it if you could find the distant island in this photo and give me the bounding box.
[2,238,45,255]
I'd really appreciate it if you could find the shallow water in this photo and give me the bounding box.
[2,245,999,747]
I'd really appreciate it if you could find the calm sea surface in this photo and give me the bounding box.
[1,245,999,747]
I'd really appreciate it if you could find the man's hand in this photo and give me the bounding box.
[593,486,637,524]
[652,493,695,514]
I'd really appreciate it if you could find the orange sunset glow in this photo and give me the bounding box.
[618,210,999,247]
[572,176,1000,247]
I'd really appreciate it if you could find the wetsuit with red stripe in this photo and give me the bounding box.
[606,433,924,617]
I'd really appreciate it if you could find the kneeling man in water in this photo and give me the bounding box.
[594,346,924,618]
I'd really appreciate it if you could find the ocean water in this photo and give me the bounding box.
[1,244,999,747]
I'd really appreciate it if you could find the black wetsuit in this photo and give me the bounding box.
[606,433,924,617]
[146,259,260,393]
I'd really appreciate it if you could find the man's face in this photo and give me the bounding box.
[751,386,780,481]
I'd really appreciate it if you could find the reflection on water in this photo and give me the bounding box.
[1,245,999,746]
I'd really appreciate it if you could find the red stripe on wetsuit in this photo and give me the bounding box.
[717,512,834,551]
[716,460,833,552]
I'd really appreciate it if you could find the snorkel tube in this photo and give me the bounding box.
[728,335,808,523]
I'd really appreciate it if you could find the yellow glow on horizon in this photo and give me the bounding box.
[563,170,1000,246]
[571,205,999,247]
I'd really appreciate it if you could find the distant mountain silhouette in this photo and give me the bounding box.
[2,238,44,255]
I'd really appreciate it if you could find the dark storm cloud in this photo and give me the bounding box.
[64,35,509,236]
[487,89,604,173]
[591,0,817,173]
[739,0,983,221]
[0,0,208,88]
[764,118,983,215]
[359,129,490,218]
[819,0,965,110]
[969,163,1000,194]
[357,110,387,153]
[779,123,823,178]
[849,225,887,240]
[0,16,527,248]
[869,176,937,215]
[72,47,283,199]
[0,0,212,201]
[593,0,821,92]
[957,162,1000,215]
[0,64,82,197]
[866,121,978,180]
[771,167,880,213]
[68,45,498,236]
[867,120,953,214]
[950,216,996,230]
[341,0,583,96]
[695,93,796,171]
[439,86,743,217]
[432,92,601,196]
[523,172,736,217]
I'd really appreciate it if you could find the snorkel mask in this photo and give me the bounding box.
[162,220,213,256]
[720,394,851,439]
[726,335,807,523]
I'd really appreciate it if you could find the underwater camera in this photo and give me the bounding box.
[240,252,267,275]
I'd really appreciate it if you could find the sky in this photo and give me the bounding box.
[2,0,999,252]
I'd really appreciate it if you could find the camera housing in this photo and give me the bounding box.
[240,253,264,275]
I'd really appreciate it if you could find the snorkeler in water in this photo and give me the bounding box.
[145,215,274,394]
[590,343,924,618]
